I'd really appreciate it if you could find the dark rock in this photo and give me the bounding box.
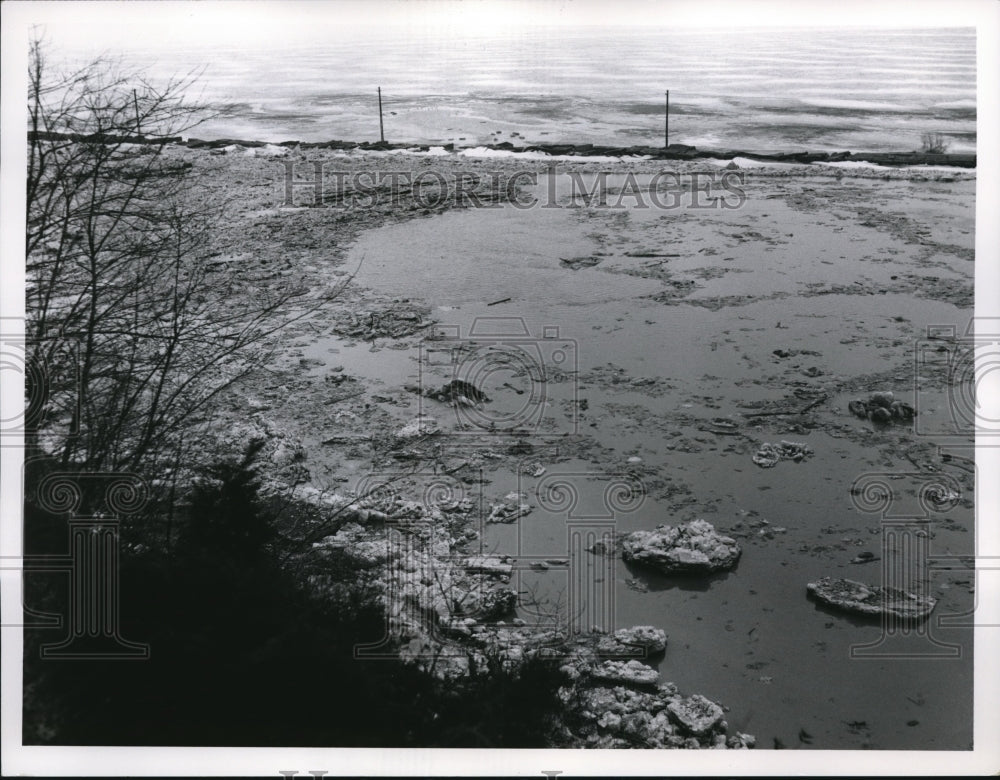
[586,539,617,556]
[848,400,869,419]
[890,400,916,420]
[869,390,894,408]
[426,379,489,405]
[869,407,892,424]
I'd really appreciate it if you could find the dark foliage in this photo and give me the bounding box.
[181,443,275,559]
[23,461,567,747]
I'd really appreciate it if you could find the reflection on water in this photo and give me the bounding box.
[334,175,974,749]
[61,27,975,151]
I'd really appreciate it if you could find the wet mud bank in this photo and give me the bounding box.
[191,146,975,749]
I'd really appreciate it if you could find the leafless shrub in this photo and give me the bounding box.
[25,35,339,501]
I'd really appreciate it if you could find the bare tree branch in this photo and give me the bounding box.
[25,35,341,517]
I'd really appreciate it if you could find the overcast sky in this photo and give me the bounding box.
[2,0,990,57]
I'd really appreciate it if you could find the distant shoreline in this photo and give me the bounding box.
[27,130,977,169]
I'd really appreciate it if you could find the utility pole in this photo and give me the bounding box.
[378,86,385,143]
[664,90,670,148]
[133,88,141,137]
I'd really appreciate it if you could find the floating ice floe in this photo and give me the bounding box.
[243,143,289,157]
[591,659,660,687]
[395,416,440,439]
[814,160,892,171]
[752,440,811,468]
[611,626,667,655]
[667,694,726,737]
[486,498,532,524]
[622,519,741,575]
[457,146,650,163]
[807,576,936,621]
